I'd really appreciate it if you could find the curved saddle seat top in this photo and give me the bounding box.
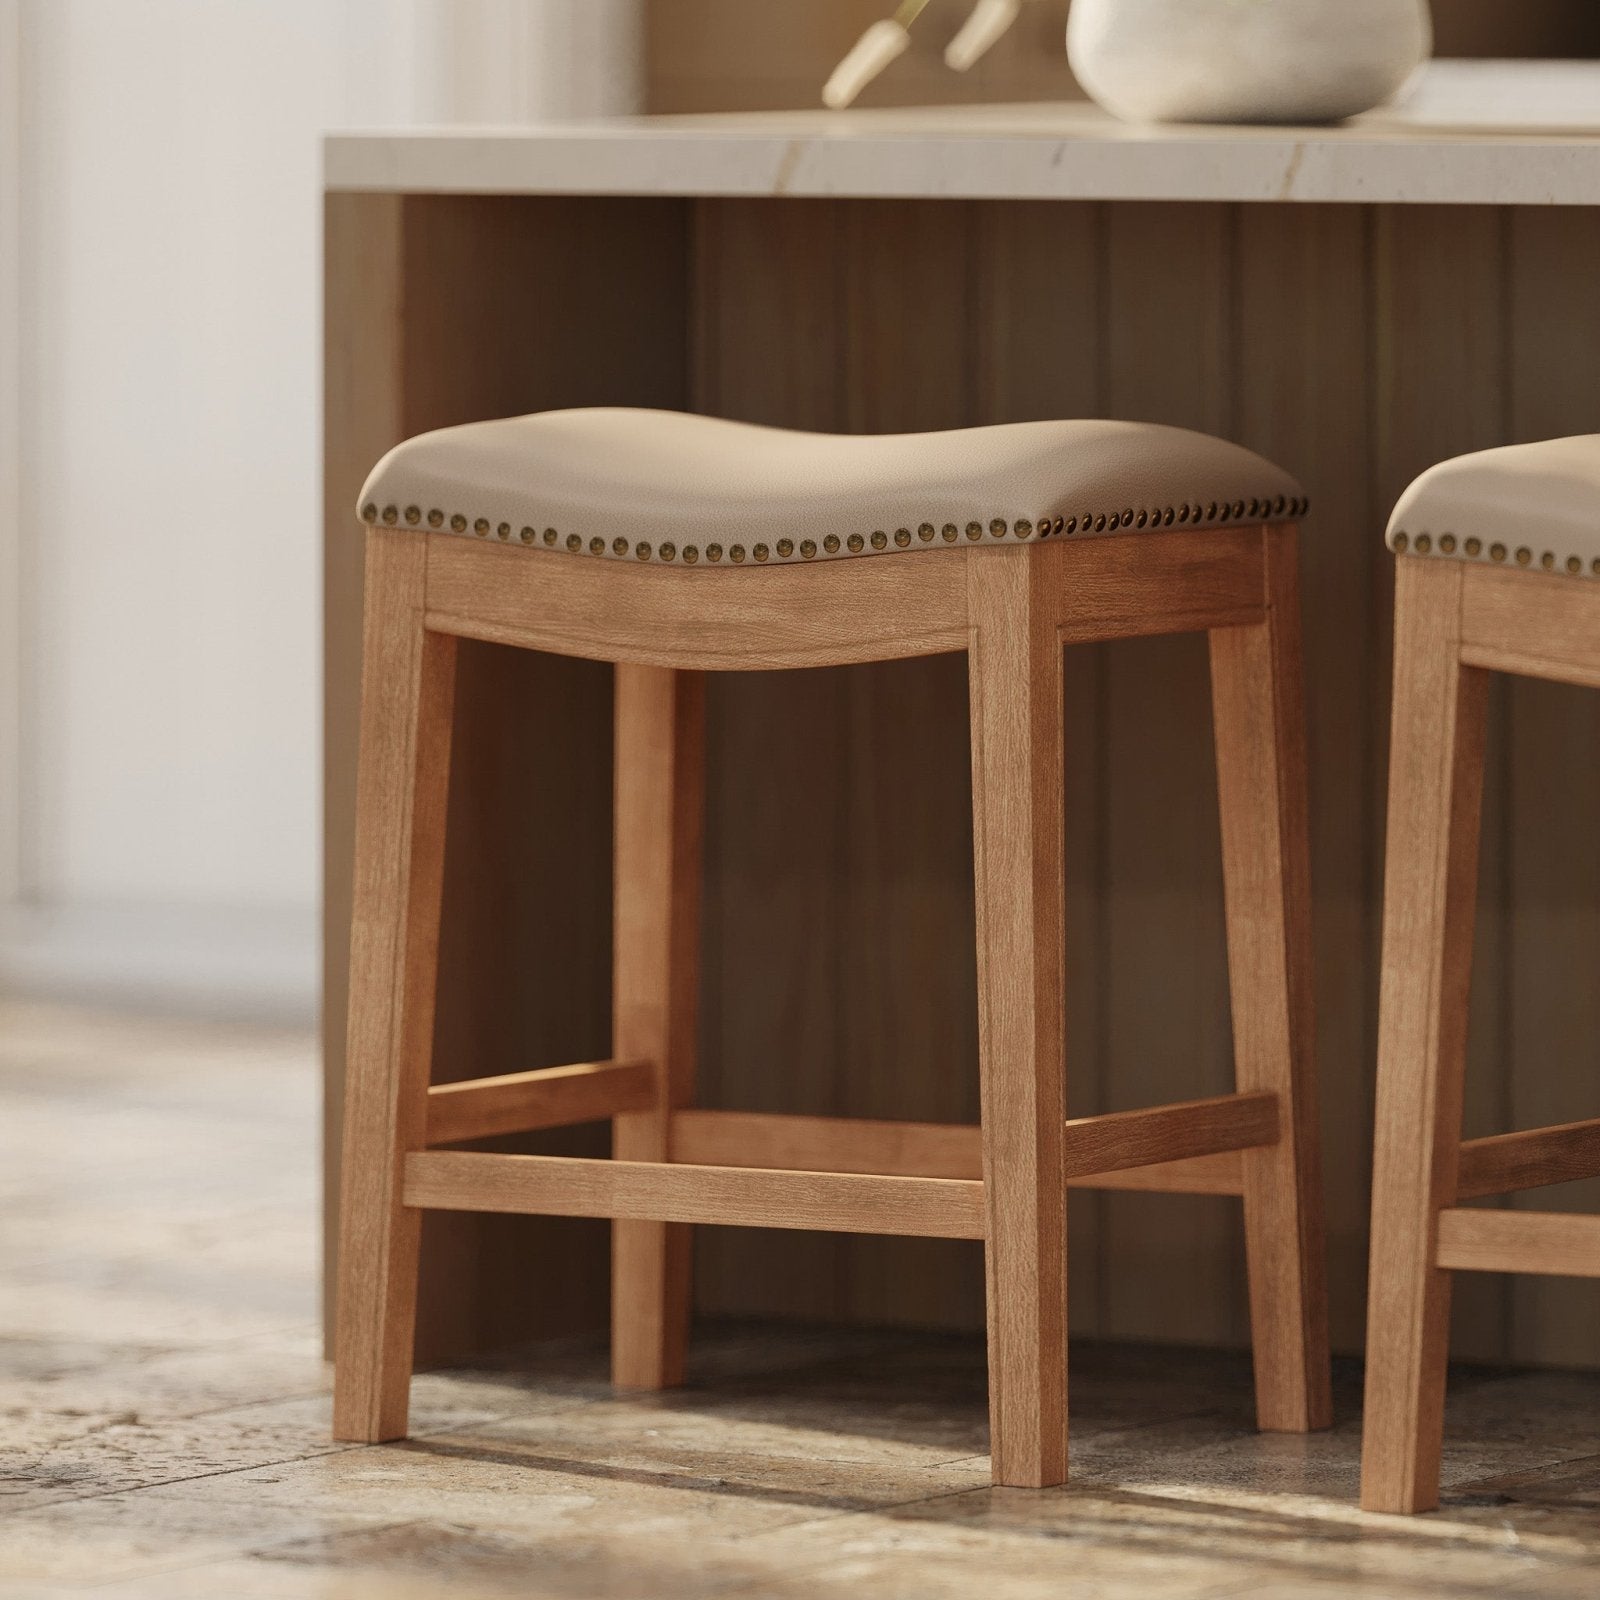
[360,408,1307,570]
[1388,435,1600,580]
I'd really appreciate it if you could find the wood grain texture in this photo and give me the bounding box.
[424,534,970,670]
[968,546,1068,1487]
[1457,1120,1600,1202]
[1209,526,1332,1433]
[667,1094,1274,1184]
[404,1151,987,1239]
[425,1061,654,1146]
[1436,1207,1600,1277]
[332,532,456,1443]
[1361,557,1487,1515]
[611,666,705,1389]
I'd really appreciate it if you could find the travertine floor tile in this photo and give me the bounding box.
[4,998,1600,1600]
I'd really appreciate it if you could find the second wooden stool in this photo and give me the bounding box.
[1363,435,1600,1513]
[333,408,1331,1488]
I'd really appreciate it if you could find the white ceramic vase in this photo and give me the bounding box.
[1066,0,1432,125]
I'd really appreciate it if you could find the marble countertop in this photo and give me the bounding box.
[326,61,1600,207]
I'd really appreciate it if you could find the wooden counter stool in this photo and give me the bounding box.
[333,407,1331,1488]
[1363,436,1600,1514]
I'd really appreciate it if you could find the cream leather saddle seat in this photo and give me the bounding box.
[1388,434,1600,579]
[360,407,1308,566]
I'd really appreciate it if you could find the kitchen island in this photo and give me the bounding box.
[324,62,1600,1373]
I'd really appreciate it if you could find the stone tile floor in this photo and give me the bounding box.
[1,997,1597,1598]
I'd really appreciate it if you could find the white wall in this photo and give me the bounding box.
[1,1,640,1018]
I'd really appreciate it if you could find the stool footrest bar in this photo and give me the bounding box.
[1436,1207,1600,1278]
[402,1150,987,1238]
[425,1059,654,1145]
[1456,1118,1600,1200]
[666,1091,1276,1194]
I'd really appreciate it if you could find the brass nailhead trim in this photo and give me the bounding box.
[1394,528,1599,581]
[381,488,1308,569]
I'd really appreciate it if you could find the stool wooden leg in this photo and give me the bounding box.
[1208,525,1332,1435]
[333,531,457,1442]
[611,664,705,1390]
[1362,558,1487,1513]
[968,550,1068,1488]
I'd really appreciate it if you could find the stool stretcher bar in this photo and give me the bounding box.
[425,1059,653,1145]
[670,1091,1277,1193]
[1454,1117,1600,1201]
[403,1151,987,1238]
[1436,1207,1600,1278]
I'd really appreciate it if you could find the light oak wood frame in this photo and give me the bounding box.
[1362,556,1600,1515]
[333,517,1329,1488]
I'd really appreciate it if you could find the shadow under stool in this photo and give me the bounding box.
[1363,435,1600,1514]
[332,407,1332,1488]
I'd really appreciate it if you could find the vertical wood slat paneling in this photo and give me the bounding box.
[838,201,985,1328]
[1233,206,1375,1353]
[687,198,855,1324]
[1099,204,1243,1349]
[974,201,1109,1334]
[1372,207,1513,1364]
[1504,208,1600,1369]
